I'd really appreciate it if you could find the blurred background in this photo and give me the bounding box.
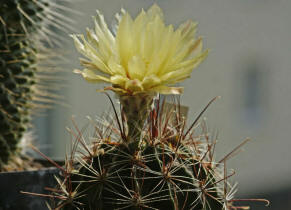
[33,0,291,209]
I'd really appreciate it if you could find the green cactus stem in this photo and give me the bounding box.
[119,93,155,145]
[0,0,73,169]
[0,1,44,168]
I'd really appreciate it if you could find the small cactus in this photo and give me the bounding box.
[0,0,73,169]
[46,4,269,209]
[49,95,240,209]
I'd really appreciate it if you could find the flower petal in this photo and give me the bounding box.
[142,75,161,89]
[110,75,128,88]
[125,79,144,92]
[78,69,111,83]
[169,49,208,72]
[147,4,164,21]
[128,55,146,80]
[108,57,127,76]
[116,12,134,70]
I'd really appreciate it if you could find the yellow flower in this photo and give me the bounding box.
[71,4,208,95]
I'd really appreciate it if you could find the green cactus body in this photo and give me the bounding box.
[53,96,227,210]
[0,0,46,167]
[0,0,71,169]
[71,144,222,210]
[0,38,36,164]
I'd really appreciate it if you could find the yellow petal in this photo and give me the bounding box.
[80,69,111,83]
[71,34,86,55]
[186,37,203,59]
[116,12,134,70]
[128,55,146,80]
[108,57,127,76]
[95,10,115,43]
[142,75,161,89]
[93,11,115,60]
[143,15,165,64]
[133,9,147,54]
[110,75,128,88]
[125,79,144,92]
[169,50,208,72]
[147,4,164,21]
[79,58,106,74]
[171,37,202,65]
[159,68,191,85]
[73,34,112,74]
[178,20,197,42]
[103,86,128,94]
[86,28,99,48]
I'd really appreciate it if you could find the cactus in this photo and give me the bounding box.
[52,96,226,210]
[0,0,73,169]
[46,4,269,209]
[48,95,271,209]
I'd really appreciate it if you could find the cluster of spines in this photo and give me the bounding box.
[46,96,245,210]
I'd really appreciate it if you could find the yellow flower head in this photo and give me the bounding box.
[71,4,208,95]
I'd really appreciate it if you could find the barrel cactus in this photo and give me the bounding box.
[47,4,268,209]
[0,0,72,169]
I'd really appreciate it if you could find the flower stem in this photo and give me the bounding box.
[119,93,154,149]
